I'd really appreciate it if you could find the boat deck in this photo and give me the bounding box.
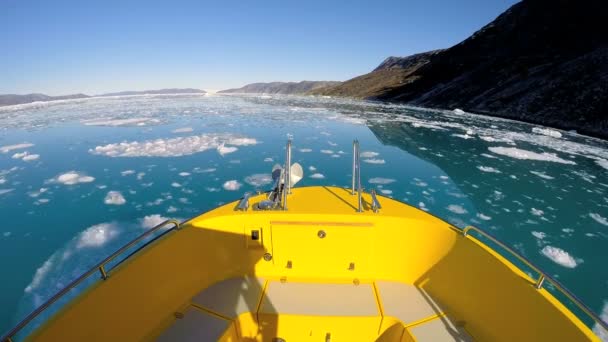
[157,277,473,341]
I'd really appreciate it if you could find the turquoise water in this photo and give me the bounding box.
[1,94,607,336]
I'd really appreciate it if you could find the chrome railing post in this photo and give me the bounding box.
[282,140,291,210]
[98,265,108,280]
[535,275,545,289]
[352,140,357,195]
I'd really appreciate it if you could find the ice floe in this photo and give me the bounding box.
[264,157,274,162]
[380,189,393,195]
[0,189,14,195]
[167,206,178,213]
[590,213,608,226]
[447,204,467,214]
[532,127,562,138]
[310,173,325,179]
[104,191,126,205]
[531,231,547,240]
[81,117,158,127]
[76,223,119,249]
[541,246,580,268]
[178,172,191,177]
[363,158,385,164]
[531,208,544,216]
[592,301,608,341]
[477,213,491,221]
[171,182,182,188]
[245,174,273,187]
[11,151,39,161]
[89,134,258,158]
[121,170,135,176]
[453,108,465,115]
[320,149,334,154]
[0,143,34,153]
[488,147,575,165]
[477,166,501,173]
[368,177,396,185]
[360,151,379,158]
[51,171,95,185]
[223,180,242,191]
[299,148,312,153]
[140,214,169,229]
[530,171,554,180]
[172,127,194,134]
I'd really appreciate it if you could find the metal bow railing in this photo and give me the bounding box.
[462,225,608,333]
[1,219,181,342]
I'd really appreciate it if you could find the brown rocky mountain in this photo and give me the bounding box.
[219,81,341,95]
[313,0,608,138]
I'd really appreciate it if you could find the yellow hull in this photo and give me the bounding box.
[20,186,600,341]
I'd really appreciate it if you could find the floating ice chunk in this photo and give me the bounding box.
[223,180,242,191]
[532,127,562,138]
[477,213,491,220]
[140,214,169,229]
[531,208,544,216]
[52,171,95,185]
[22,154,39,161]
[360,151,379,158]
[76,223,119,249]
[447,205,467,214]
[562,228,575,233]
[488,147,575,165]
[28,188,48,198]
[24,258,54,293]
[172,127,194,134]
[596,159,608,171]
[453,108,465,114]
[36,198,50,204]
[592,301,608,341]
[205,187,220,192]
[328,141,337,146]
[89,134,257,158]
[104,191,126,205]
[178,172,191,177]
[380,189,393,195]
[217,144,238,156]
[452,134,474,140]
[310,173,325,179]
[309,166,317,171]
[12,151,28,159]
[320,149,334,154]
[194,167,216,173]
[0,189,14,195]
[167,206,178,213]
[171,182,182,188]
[121,170,135,176]
[541,246,580,268]
[363,159,385,164]
[299,148,312,153]
[530,171,554,180]
[590,213,608,226]
[81,117,155,127]
[0,143,34,153]
[264,157,274,162]
[477,166,501,173]
[245,174,273,187]
[368,177,396,185]
[531,231,546,240]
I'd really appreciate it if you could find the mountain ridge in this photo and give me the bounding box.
[218,81,341,95]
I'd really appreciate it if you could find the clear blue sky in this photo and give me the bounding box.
[1,0,518,95]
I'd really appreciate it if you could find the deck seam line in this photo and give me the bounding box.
[190,303,233,321]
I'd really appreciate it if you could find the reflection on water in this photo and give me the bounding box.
[0,94,607,334]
